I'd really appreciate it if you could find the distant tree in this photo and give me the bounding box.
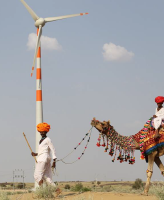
[17,183,25,189]
[97,181,101,185]
[1,183,6,188]
[64,184,70,189]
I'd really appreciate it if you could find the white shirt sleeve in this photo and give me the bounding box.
[47,138,57,160]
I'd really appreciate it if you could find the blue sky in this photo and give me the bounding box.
[1,0,164,183]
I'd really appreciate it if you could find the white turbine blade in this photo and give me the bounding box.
[31,25,42,77]
[45,13,89,23]
[20,0,39,21]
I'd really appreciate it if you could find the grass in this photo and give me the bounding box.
[149,182,164,200]
[71,183,92,193]
[0,191,10,200]
[33,185,56,199]
[0,181,162,200]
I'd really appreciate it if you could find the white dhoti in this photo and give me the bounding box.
[34,160,56,186]
[34,137,57,187]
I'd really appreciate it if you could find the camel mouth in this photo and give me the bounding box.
[91,118,106,132]
[91,118,112,134]
[91,118,100,126]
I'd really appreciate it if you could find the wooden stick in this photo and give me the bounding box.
[23,132,37,163]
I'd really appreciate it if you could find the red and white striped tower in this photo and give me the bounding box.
[35,28,43,188]
[35,28,43,154]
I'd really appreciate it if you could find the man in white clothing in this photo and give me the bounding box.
[153,96,164,138]
[31,122,57,186]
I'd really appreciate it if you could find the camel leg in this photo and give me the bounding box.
[155,157,164,176]
[144,151,157,195]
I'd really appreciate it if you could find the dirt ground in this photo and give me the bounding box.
[3,181,158,200]
[11,191,157,200]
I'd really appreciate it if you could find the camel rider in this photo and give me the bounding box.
[31,123,57,186]
[153,96,164,138]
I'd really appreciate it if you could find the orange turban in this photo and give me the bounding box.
[155,96,164,104]
[37,123,51,132]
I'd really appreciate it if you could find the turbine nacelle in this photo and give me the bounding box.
[35,18,46,27]
[20,0,88,77]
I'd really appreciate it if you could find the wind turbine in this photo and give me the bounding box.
[20,0,88,186]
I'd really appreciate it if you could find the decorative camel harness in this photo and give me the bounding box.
[95,122,136,164]
[94,117,164,165]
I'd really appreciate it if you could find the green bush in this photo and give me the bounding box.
[81,187,92,192]
[0,192,10,200]
[16,183,25,189]
[16,192,24,194]
[103,186,112,192]
[72,183,83,192]
[149,182,164,200]
[97,181,101,185]
[34,185,56,199]
[64,184,71,190]
[0,184,6,188]
[71,183,91,193]
[6,192,12,196]
[132,179,143,190]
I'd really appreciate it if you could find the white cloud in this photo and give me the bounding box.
[27,33,62,51]
[102,42,134,62]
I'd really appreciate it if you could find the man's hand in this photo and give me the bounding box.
[31,152,38,157]
[153,115,157,118]
[52,160,56,168]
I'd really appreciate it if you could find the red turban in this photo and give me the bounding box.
[155,96,164,104]
[37,123,51,132]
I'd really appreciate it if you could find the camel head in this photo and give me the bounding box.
[91,118,111,135]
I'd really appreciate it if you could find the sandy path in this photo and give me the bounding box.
[63,192,157,200]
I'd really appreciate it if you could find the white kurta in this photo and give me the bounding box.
[34,137,57,186]
[154,108,164,130]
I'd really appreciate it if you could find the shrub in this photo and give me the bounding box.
[16,183,26,189]
[64,184,70,190]
[103,186,112,192]
[132,178,143,190]
[149,182,164,200]
[34,185,56,199]
[16,192,24,194]
[97,181,101,185]
[0,192,10,200]
[81,187,92,192]
[0,184,6,188]
[74,183,83,192]
[6,192,12,195]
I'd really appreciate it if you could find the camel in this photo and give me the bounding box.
[91,117,164,195]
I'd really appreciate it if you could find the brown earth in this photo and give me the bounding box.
[10,192,157,200]
[2,181,158,200]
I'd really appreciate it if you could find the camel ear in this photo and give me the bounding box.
[107,120,110,124]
